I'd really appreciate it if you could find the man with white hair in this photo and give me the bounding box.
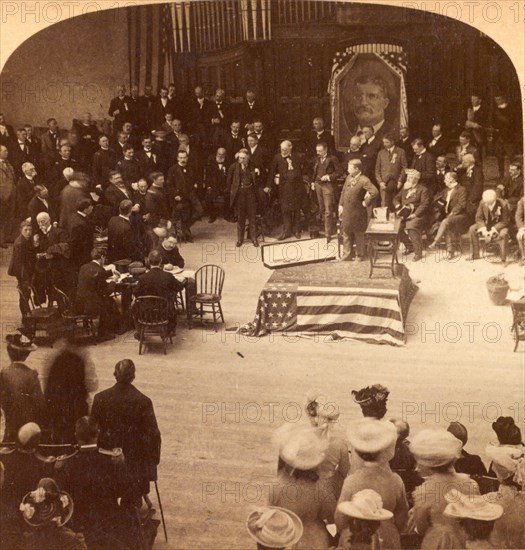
[393,169,431,261]
[14,162,39,222]
[267,140,306,240]
[468,188,510,261]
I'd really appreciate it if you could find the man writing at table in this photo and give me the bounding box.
[133,250,184,335]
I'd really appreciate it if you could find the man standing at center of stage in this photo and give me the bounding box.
[339,159,378,261]
[267,140,306,240]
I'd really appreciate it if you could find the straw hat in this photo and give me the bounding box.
[410,429,462,468]
[6,332,37,353]
[443,491,503,522]
[337,489,394,521]
[347,418,397,454]
[246,506,303,547]
[20,478,74,527]
[275,425,327,471]
[485,443,525,485]
[305,390,341,422]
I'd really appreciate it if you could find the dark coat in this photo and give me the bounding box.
[14,176,38,221]
[150,98,174,130]
[40,130,60,158]
[27,196,54,231]
[454,449,487,478]
[396,136,414,165]
[339,173,378,232]
[474,199,510,231]
[434,185,468,217]
[134,266,184,301]
[166,163,197,203]
[394,184,431,230]
[103,184,133,216]
[267,153,306,212]
[0,362,45,441]
[360,136,382,181]
[458,165,484,217]
[91,382,161,484]
[500,174,523,209]
[306,130,336,157]
[411,150,435,187]
[116,157,141,186]
[108,95,133,131]
[92,148,118,189]
[223,132,246,160]
[8,234,36,282]
[155,245,185,268]
[238,99,266,127]
[59,183,89,231]
[74,261,113,315]
[107,215,141,263]
[427,135,448,158]
[204,156,229,195]
[227,162,258,207]
[68,212,95,269]
[144,187,170,228]
[135,149,163,180]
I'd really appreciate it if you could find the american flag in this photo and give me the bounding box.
[241,283,411,346]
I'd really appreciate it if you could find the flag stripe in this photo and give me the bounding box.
[297,305,402,322]
[297,313,403,332]
[298,286,400,297]
[297,322,404,341]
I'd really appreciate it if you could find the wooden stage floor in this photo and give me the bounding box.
[0,219,524,549]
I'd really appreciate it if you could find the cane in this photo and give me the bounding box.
[155,480,168,542]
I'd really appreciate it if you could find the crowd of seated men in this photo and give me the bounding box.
[1,87,523,328]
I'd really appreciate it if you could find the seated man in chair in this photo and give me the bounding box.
[468,189,510,262]
[74,248,120,341]
[133,250,184,335]
[393,169,431,261]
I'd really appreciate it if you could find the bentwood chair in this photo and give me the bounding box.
[133,296,172,355]
[17,284,60,341]
[53,287,97,342]
[188,265,225,331]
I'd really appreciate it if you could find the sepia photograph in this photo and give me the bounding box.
[0,0,524,548]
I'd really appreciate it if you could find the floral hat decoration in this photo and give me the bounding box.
[20,478,74,527]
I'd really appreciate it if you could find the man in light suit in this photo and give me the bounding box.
[468,189,510,262]
[427,172,468,259]
[311,142,343,242]
[393,169,431,261]
[375,134,407,212]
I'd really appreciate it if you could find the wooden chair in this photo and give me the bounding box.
[133,296,172,355]
[53,287,96,342]
[17,284,60,341]
[511,298,525,352]
[188,265,225,331]
[174,288,186,317]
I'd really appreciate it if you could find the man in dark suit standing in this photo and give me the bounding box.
[145,172,170,229]
[108,85,132,135]
[360,126,382,184]
[141,84,157,131]
[457,153,484,220]
[427,124,447,158]
[497,161,523,215]
[92,135,118,192]
[27,185,54,232]
[167,150,199,242]
[228,148,259,247]
[150,87,173,130]
[311,142,343,242]
[267,140,306,240]
[434,155,450,194]
[14,162,39,223]
[465,93,488,154]
[10,128,38,176]
[133,250,184,333]
[104,171,133,216]
[136,136,163,180]
[251,119,274,154]
[0,112,15,148]
[187,85,212,150]
[393,169,431,261]
[396,126,413,166]
[306,117,336,157]
[107,200,142,263]
[68,198,95,271]
[49,144,82,187]
[223,120,246,161]
[492,93,521,177]
[40,118,61,161]
[410,138,435,195]
[204,147,230,223]
[91,359,161,506]
[74,248,118,340]
[239,89,267,131]
[210,88,231,148]
[375,134,407,212]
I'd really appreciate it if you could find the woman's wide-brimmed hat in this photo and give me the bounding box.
[443,491,503,522]
[347,418,397,454]
[246,506,303,547]
[351,384,389,407]
[410,429,462,468]
[20,478,74,527]
[337,489,394,521]
[6,332,37,352]
[275,425,328,471]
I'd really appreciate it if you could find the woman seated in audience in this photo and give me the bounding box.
[335,418,407,549]
[304,391,349,524]
[336,489,396,549]
[485,440,525,549]
[447,422,487,479]
[487,416,524,476]
[410,428,480,549]
[246,506,303,550]
[443,491,503,549]
[270,424,331,549]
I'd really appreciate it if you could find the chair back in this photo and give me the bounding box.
[134,296,170,325]
[194,265,225,297]
[17,284,36,311]
[52,286,72,314]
